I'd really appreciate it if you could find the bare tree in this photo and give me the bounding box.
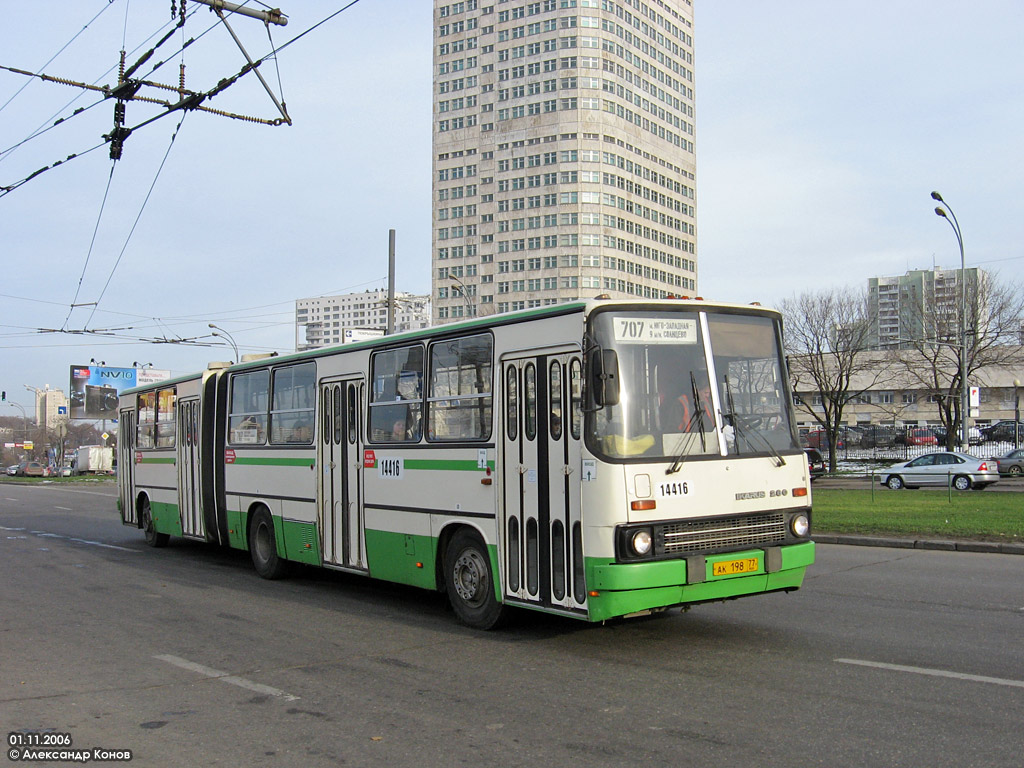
[892,272,1024,450]
[781,287,892,470]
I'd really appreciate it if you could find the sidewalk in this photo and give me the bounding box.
[813,533,1024,555]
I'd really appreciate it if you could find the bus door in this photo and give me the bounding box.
[118,407,137,526]
[318,377,366,570]
[501,351,585,611]
[177,398,205,539]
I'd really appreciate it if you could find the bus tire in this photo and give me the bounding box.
[444,528,506,630]
[249,507,289,580]
[140,498,169,548]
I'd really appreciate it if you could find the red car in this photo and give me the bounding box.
[804,430,843,451]
[903,428,937,446]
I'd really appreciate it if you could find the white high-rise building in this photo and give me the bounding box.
[432,0,697,323]
[295,290,431,351]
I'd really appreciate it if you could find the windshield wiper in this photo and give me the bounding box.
[721,374,786,468]
[666,373,708,475]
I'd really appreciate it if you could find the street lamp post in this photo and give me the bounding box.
[208,324,239,363]
[931,191,968,452]
[1015,378,1021,451]
[8,402,28,438]
[449,275,474,318]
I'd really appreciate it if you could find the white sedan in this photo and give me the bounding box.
[879,452,1000,491]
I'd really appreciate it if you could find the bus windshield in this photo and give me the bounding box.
[587,308,799,462]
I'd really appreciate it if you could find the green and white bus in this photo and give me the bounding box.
[117,299,814,628]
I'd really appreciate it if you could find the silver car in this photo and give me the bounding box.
[880,452,1000,491]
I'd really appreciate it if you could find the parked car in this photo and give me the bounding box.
[859,425,898,448]
[6,464,18,476]
[995,448,1024,476]
[980,421,1024,443]
[879,452,999,491]
[15,461,46,477]
[935,426,984,445]
[804,448,826,481]
[898,428,938,446]
[804,429,843,451]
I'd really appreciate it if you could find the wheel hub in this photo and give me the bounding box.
[453,550,486,604]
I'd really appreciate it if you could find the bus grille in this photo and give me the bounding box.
[660,513,787,555]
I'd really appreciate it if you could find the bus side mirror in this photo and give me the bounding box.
[591,348,620,407]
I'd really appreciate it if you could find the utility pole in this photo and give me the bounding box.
[387,229,396,335]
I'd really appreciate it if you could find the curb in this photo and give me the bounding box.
[814,533,1024,556]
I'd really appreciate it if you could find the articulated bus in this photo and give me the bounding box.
[117,299,814,628]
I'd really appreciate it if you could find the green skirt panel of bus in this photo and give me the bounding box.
[584,541,814,622]
[148,500,183,538]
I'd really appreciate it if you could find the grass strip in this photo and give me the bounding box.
[812,488,1024,541]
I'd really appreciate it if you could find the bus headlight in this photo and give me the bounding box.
[790,514,810,537]
[631,529,653,556]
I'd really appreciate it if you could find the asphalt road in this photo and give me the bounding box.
[2,481,1022,767]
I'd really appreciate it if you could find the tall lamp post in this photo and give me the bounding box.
[1015,378,1021,451]
[208,324,239,363]
[8,402,28,439]
[449,275,474,318]
[931,191,968,452]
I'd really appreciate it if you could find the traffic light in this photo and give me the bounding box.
[1,391,5,401]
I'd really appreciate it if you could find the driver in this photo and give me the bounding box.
[660,353,714,433]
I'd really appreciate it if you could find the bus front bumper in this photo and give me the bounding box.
[585,541,815,622]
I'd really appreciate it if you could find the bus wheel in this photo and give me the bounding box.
[140,498,169,548]
[249,507,289,580]
[444,528,506,630]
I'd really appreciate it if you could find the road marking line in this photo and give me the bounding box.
[836,658,1024,689]
[155,654,300,701]
[0,525,135,552]
[68,537,136,551]
[55,506,73,510]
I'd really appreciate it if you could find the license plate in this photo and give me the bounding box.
[712,557,760,577]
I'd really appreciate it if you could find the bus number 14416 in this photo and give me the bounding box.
[659,481,688,497]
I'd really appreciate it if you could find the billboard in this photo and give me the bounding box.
[69,365,171,419]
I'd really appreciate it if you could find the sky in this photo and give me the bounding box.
[2,0,1023,414]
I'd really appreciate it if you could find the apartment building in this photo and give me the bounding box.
[295,290,431,351]
[432,0,698,322]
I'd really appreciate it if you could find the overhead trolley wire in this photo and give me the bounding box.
[83,112,189,331]
[62,161,120,332]
[0,0,121,116]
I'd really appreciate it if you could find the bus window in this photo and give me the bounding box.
[549,361,562,441]
[347,383,358,444]
[270,363,316,444]
[137,391,156,449]
[524,363,537,441]
[569,358,583,440]
[229,370,269,445]
[427,334,493,441]
[369,346,424,443]
[506,365,518,441]
[155,388,176,448]
[332,385,343,445]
